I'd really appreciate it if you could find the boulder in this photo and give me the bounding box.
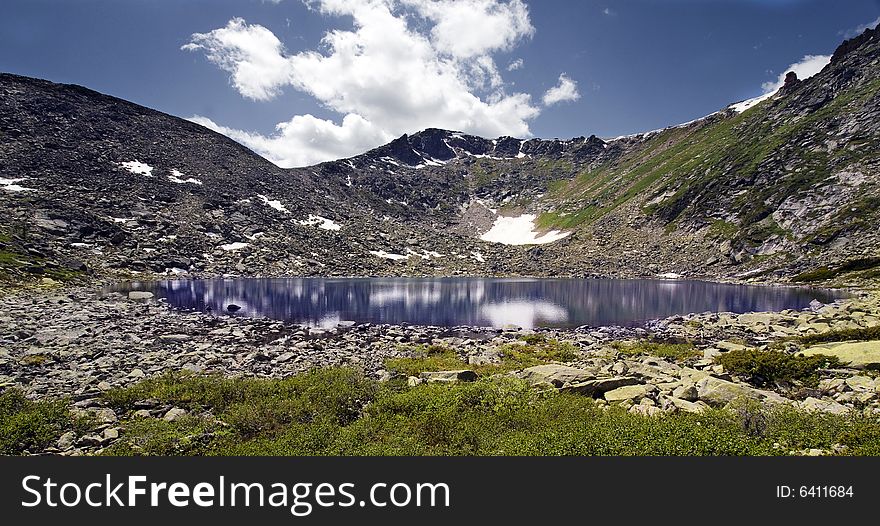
[559,376,641,397]
[163,407,188,421]
[669,397,709,414]
[519,364,595,387]
[672,383,699,401]
[696,376,784,406]
[127,291,153,300]
[800,341,880,369]
[845,375,875,392]
[800,397,850,415]
[605,384,656,403]
[419,370,477,383]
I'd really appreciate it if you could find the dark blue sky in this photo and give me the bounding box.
[2,0,879,165]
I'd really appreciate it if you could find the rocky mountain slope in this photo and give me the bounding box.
[2,27,879,284]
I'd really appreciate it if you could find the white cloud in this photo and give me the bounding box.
[183,1,548,167]
[760,54,831,94]
[507,58,524,71]
[843,16,880,39]
[189,114,390,168]
[542,73,580,106]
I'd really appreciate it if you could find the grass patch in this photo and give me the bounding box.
[716,349,841,387]
[0,389,86,454]
[798,326,880,345]
[90,372,880,456]
[611,340,701,362]
[384,339,579,377]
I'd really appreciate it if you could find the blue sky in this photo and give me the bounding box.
[2,0,879,166]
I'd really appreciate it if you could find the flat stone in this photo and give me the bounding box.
[696,376,784,406]
[716,341,748,352]
[800,341,880,369]
[127,291,154,300]
[605,384,656,403]
[559,376,641,397]
[419,370,478,383]
[845,375,875,392]
[800,397,850,415]
[519,364,595,387]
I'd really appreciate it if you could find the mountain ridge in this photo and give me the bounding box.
[1,26,879,285]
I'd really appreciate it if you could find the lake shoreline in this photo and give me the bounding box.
[2,281,879,455]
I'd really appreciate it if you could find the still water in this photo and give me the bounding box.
[114,277,847,329]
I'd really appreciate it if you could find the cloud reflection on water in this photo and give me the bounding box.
[116,278,846,329]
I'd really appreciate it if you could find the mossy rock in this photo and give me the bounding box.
[800,341,880,369]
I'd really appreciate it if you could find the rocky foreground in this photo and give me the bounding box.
[2,283,880,455]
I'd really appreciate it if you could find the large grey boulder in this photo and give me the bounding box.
[605,384,657,403]
[696,376,785,406]
[559,376,641,397]
[519,364,595,387]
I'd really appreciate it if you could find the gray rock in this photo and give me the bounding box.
[696,376,784,406]
[605,384,656,403]
[56,431,76,449]
[519,364,595,387]
[419,370,477,383]
[559,376,641,397]
[128,291,154,300]
[800,397,850,415]
[672,384,699,401]
[163,407,188,421]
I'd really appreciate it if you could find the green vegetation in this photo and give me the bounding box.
[793,257,880,282]
[5,369,880,455]
[798,326,880,346]
[0,390,88,454]
[536,75,880,237]
[0,236,85,286]
[716,349,841,387]
[611,340,701,362]
[384,337,579,377]
[93,372,880,455]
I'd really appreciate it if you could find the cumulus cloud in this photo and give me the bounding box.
[507,58,524,71]
[189,114,391,168]
[542,74,580,106]
[760,54,831,94]
[183,0,555,167]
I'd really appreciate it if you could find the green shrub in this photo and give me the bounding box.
[76,370,880,456]
[716,349,841,387]
[384,339,579,377]
[0,389,75,454]
[798,326,880,345]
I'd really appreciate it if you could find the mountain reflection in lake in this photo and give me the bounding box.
[114,278,846,329]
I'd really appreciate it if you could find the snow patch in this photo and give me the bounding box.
[369,250,409,261]
[657,272,682,280]
[220,242,249,251]
[168,169,203,185]
[0,177,35,192]
[298,215,341,231]
[119,160,154,177]
[729,93,773,114]
[257,194,289,213]
[479,214,570,245]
